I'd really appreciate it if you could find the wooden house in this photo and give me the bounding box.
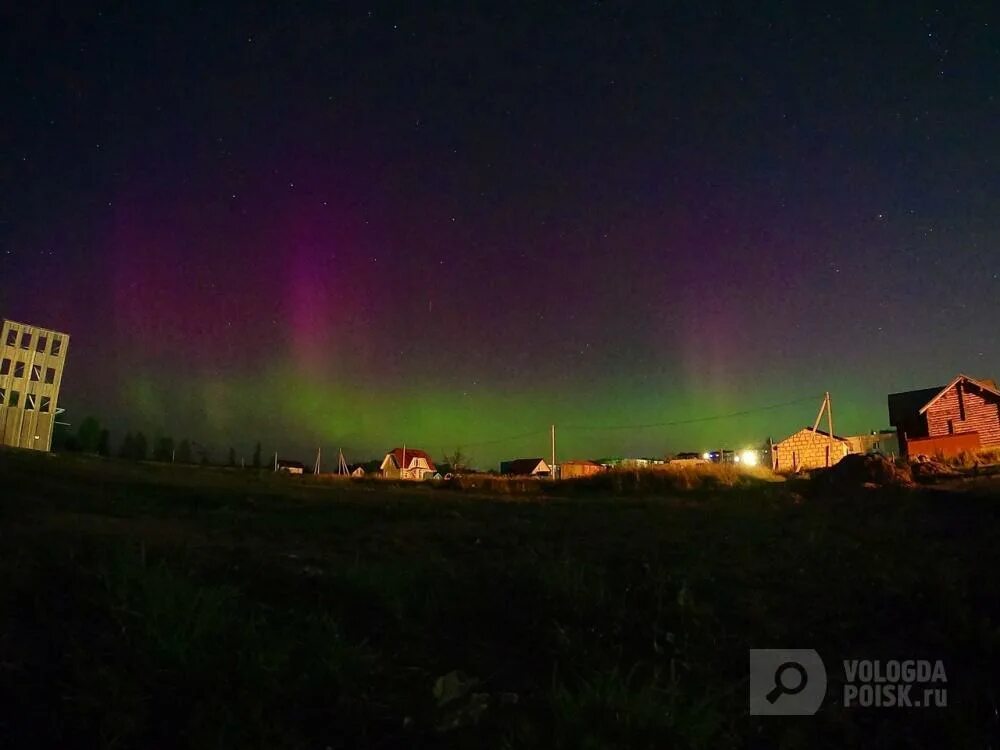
[888,374,1000,458]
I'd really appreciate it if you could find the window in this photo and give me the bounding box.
[947,419,954,435]
[45,367,55,384]
[9,390,19,407]
[5,328,17,346]
[30,364,41,382]
[0,388,5,405]
[13,361,25,378]
[0,358,9,376]
[36,336,47,353]
[40,396,51,413]
[51,337,62,356]
[20,332,31,350]
[25,393,36,411]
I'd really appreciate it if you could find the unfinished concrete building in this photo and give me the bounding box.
[0,319,70,451]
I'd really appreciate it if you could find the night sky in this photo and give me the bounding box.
[3,2,999,465]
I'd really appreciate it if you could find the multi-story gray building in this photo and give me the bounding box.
[0,319,70,451]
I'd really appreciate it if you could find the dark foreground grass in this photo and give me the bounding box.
[2,449,1000,748]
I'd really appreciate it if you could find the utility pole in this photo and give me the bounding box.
[826,391,834,466]
[551,424,556,479]
[314,447,321,475]
[338,448,349,475]
[811,392,835,466]
[273,451,278,472]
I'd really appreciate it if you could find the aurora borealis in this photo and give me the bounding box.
[3,3,999,466]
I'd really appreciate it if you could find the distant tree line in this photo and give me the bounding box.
[54,416,266,469]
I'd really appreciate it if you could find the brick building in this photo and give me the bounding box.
[888,374,1000,458]
[0,319,70,451]
[559,460,605,479]
[771,427,851,473]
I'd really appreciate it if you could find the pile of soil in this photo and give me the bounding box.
[816,453,914,488]
[910,456,963,483]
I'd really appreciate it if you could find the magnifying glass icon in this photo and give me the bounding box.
[766,661,808,703]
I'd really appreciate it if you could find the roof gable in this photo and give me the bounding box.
[888,375,1000,424]
[888,386,943,425]
[385,447,436,471]
[778,427,850,444]
[501,458,549,475]
[918,374,1000,414]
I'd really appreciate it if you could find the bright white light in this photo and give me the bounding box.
[701,452,711,461]
[739,449,759,467]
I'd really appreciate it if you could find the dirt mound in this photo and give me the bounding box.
[910,456,962,483]
[817,453,913,488]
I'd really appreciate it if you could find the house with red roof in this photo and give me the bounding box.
[380,447,438,480]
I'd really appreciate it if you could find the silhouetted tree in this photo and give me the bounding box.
[153,436,174,462]
[252,442,262,469]
[119,432,135,459]
[96,429,110,457]
[199,448,211,466]
[134,432,148,461]
[228,447,236,466]
[77,417,101,453]
[443,448,470,471]
[176,439,193,464]
[52,421,76,452]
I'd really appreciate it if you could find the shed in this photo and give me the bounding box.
[276,459,306,475]
[771,427,850,473]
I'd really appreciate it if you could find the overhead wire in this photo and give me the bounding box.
[560,394,823,433]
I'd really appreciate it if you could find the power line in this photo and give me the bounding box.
[454,428,550,450]
[561,394,824,433]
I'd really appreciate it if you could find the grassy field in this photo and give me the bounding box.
[2,449,1000,748]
